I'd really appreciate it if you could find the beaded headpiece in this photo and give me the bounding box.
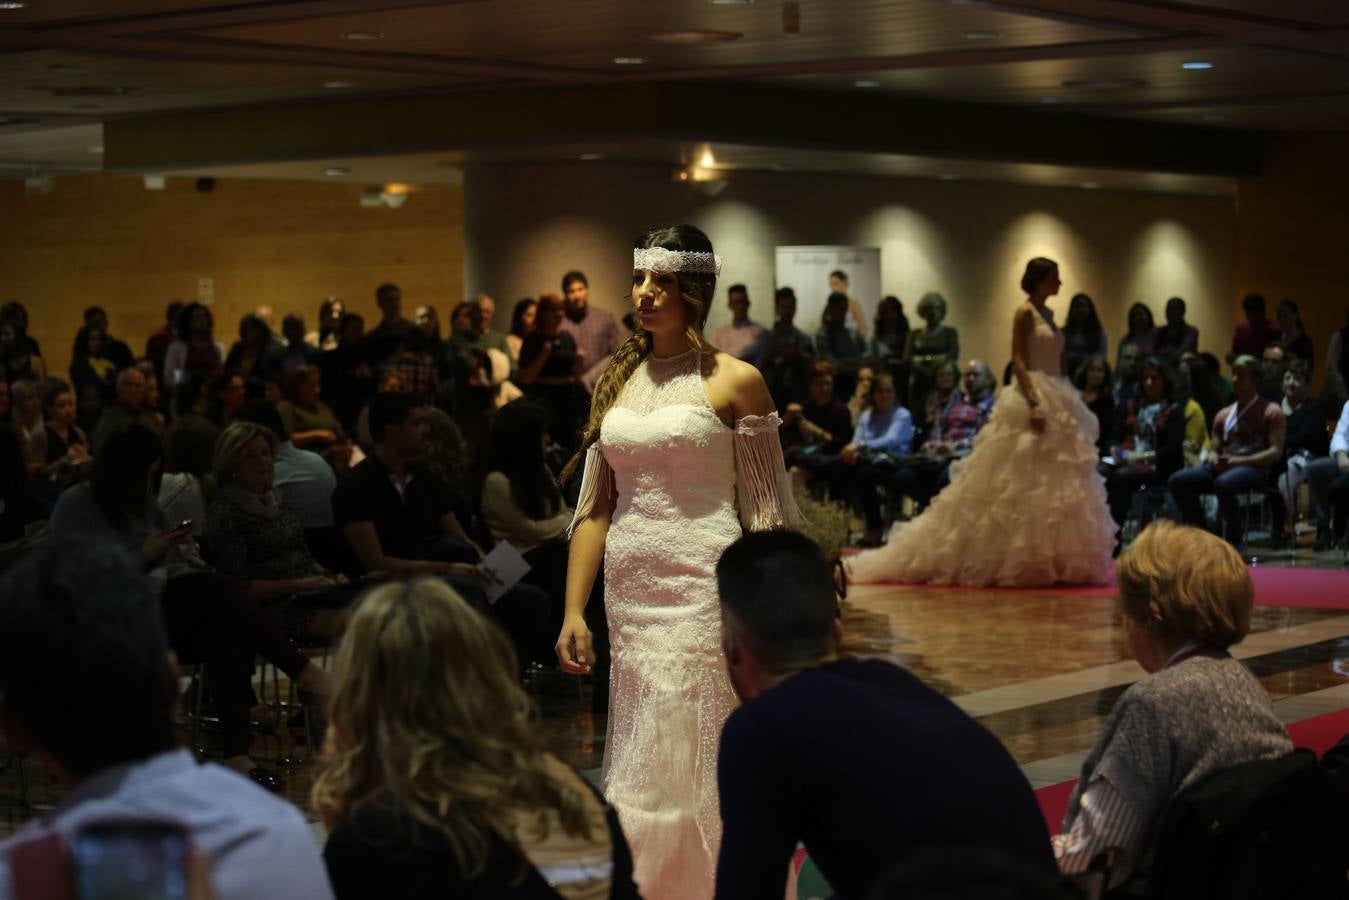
[633,247,722,276]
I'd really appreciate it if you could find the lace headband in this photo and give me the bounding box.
[634,247,723,276]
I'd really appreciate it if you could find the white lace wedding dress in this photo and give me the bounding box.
[848,306,1114,587]
[569,348,799,900]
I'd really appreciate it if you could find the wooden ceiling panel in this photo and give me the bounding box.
[0,0,224,26]
[1168,0,1349,27]
[196,0,1132,67]
[0,50,465,117]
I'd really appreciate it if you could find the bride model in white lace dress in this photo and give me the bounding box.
[557,226,799,900]
[849,257,1114,587]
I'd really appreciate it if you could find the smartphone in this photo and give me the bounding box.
[71,823,190,900]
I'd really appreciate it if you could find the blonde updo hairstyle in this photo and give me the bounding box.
[560,224,718,483]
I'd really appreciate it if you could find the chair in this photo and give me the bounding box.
[1142,749,1349,899]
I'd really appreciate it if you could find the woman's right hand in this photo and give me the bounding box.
[295,575,339,592]
[556,615,594,675]
[142,526,192,564]
[1028,405,1047,434]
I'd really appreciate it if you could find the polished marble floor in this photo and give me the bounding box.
[3,547,1348,838]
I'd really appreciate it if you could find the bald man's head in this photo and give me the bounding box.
[115,367,146,409]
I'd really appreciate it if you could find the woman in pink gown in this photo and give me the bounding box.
[556,225,799,900]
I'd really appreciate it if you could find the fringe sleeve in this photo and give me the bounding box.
[566,446,616,539]
[733,413,803,531]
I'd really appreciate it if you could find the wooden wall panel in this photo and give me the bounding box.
[1236,134,1349,390]
[0,174,463,380]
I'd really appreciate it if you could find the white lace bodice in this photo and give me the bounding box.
[1027,305,1065,377]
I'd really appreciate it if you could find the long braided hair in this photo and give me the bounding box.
[559,224,718,484]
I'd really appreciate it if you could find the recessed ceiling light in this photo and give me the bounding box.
[963,30,1000,40]
[85,145,103,154]
[854,80,881,88]
[0,2,26,9]
[323,167,350,176]
[648,30,741,44]
[343,31,383,40]
[578,153,604,161]
[1039,96,1063,104]
[1181,61,1213,70]
[613,57,645,65]
[1080,181,1099,189]
[324,80,354,89]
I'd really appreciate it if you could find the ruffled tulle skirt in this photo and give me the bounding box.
[847,372,1115,587]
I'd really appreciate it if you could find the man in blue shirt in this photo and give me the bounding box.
[0,541,333,900]
[713,531,1054,900]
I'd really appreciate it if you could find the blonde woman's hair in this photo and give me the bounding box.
[211,421,276,486]
[1116,521,1252,648]
[311,579,595,877]
[560,224,718,483]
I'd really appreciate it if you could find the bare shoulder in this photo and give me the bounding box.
[704,351,774,421]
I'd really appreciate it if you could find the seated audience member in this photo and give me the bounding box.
[0,428,46,546]
[0,378,11,424]
[1154,296,1199,364]
[781,361,853,493]
[159,404,217,537]
[81,306,136,370]
[414,304,445,360]
[1259,343,1287,403]
[163,301,225,389]
[1168,355,1286,551]
[307,297,343,352]
[713,284,765,362]
[92,367,163,453]
[1063,293,1108,382]
[1074,355,1115,458]
[1181,353,1224,430]
[234,400,338,532]
[0,541,335,900]
[278,364,342,449]
[278,313,322,373]
[50,426,331,788]
[10,378,46,472]
[321,312,376,431]
[422,406,475,511]
[1276,297,1314,370]
[353,369,408,455]
[1270,359,1328,547]
[913,360,960,449]
[1324,305,1349,412]
[139,366,168,427]
[204,422,359,641]
[1228,291,1281,363]
[815,292,866,397]
[206,368,246,428]
[145,299,185,376]
[905,292,959,411]
[68,325,119,400]
[888,359,995,511]
[0,312,46,384]
[1054,522,1292,891]
[39,379,91,497]
[1174,358,1212,468]
[1117,302,1157,367]
[518,293,589,452]
[1114,343,1142,407]
[836,373,914,547]
[847,363,874,426]
[506,297,537,364]
[1101,358,1185,532]
[390,324,439,408]
[75,381,102,436]
[449,300,474,336]
[713,531,1053,900]
[753,287,815,410]
[445,298,511,451]
[332,392,547,663]
[1308,399,1349,550]
[316,579,637,900]
[868,297,909,402]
